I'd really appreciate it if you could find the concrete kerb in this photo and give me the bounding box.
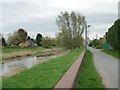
[54,49,86,89]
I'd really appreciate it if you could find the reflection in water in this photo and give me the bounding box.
[1,56,43,76]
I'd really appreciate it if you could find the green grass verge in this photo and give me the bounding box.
[2,48,82,88]
[77,50,104,88]
[1,47,44,54]
[101,49,120,59]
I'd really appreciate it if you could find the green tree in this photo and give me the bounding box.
[41,36,52,48]
[89,39,102,49]
[55,32,63,48]
[56,11,86,49]
[36,33,42,46]
[106,19,120,50]
[2,36,7,46]
[7,28,28,46]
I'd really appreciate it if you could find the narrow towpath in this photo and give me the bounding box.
[89,47,118,88]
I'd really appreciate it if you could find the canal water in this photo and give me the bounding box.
[0,56,45,77]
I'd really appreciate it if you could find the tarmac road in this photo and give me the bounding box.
[89,47,118,88]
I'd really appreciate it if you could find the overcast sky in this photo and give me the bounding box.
[0,0,119,40]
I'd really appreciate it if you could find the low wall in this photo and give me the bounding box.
[54,49,86,89]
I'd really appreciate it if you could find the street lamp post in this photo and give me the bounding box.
[85,25,87,49]
[85,24,90,49]
[87,25,90,39]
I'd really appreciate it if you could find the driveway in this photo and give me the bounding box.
[89,47,118,88]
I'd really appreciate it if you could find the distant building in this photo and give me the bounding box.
[19,40,38,48]
[19,41,30,48]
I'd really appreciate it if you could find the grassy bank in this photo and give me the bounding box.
[1,47,44,54]
[101,49,120,59]
[1,47,45,61]
[3,48,82,88]
[77,50,104,88]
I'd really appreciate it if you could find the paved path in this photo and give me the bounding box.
[89,47,118,88]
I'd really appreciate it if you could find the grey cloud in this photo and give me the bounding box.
[118,1,120,19]
[1,0,119,39]
[2,16,57,38]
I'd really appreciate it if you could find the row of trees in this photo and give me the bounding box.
[1,11,86,49]
[89,19,120,50]
[106,19,120,50]
[1,28,43,47]
[1,28,57,48]
[89,38,104,49]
